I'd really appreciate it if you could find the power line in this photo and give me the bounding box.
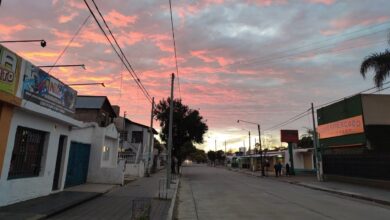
[225,21,390,69]
[168,0,182,99]
[89,0,152,103]
[84,0,152,103]
[263,109,311,131]
[230,28,389,69]
[48,15,91,74]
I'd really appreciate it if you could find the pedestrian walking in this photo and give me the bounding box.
[285,163,290,176]
[274,163,278,177]
[277,162,282,177]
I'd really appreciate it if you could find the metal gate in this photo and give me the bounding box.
[65,142,91,187]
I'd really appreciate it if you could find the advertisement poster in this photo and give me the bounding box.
[317,115,364,139]
[0,45,21,95]
[22,61,77,116]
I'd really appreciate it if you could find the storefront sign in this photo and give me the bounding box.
[317,115,364,139]
[22,61,77,115]
[0,45,21,95]
[281,130,299,143]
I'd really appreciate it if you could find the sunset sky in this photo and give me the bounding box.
[1,0,390,151]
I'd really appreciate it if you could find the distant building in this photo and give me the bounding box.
[74,95,117,127]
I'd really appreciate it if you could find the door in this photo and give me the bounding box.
[52,135,66,190]
[65,142,91,188]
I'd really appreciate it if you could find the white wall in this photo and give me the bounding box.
[0,108,73,206]
[71,123,124,185]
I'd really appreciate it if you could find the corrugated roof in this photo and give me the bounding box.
[75,96,106,109]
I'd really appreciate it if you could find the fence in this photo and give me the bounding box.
[131,198,151,220]
[323,153,390,180]
[118,152,136,164]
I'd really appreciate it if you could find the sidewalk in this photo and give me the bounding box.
[49,169,178,220]
[0,169,179,220]
[229,168,390,206]
[0,184,116,220]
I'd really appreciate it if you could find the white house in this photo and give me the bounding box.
[114,114,157,177]
[0,48,82,206]
[284,148,315,173]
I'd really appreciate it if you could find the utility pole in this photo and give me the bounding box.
[248,131,251,154]
[311,103,323,181]
[121,111,126,153]
[224,141,227,154]
[215,139,217,152]
[167,74,174,189]
[145,97,154,177]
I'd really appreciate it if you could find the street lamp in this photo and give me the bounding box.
[69,82,105,87]
[37,64,86,70]
[0,39,47,48]
[237,119,265,176]
[240,128,251,155]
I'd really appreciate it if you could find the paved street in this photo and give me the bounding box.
[176,164,390,220]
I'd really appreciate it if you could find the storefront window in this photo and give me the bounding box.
[8,126,46,179]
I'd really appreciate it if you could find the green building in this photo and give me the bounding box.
[317,94,390,181]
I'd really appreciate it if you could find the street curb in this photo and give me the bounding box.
[227,167,390,207]
[289,181,390,207]
[43,186,118,219]
[167,178,180,220]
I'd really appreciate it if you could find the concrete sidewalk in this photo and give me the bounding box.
[229,167,390,206]
[0,184,116,220]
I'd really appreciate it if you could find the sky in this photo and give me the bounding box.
[1,0,390,152]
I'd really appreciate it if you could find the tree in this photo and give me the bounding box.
[207,150,216,163]
[154,98,208,170]
[297,136,313,148]
[360,33,390,87]
[189,149,207,163]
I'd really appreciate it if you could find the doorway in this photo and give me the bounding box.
[52,135,66,191]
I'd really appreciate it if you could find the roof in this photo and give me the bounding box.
[76,96,117,117]
[124,117,158,134]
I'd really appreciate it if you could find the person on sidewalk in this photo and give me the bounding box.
[277,162,282,177]
[274,163,279,177]
[285,163,290,176]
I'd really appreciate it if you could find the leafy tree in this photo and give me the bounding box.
[216,150,225,162]
[189,149,207,163]
[153,137,163,154]
[154,98,208,169]
[297,136,313,148]
[207,150,216,162]
[360,33,390,87]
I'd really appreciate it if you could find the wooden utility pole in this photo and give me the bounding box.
[145,97,154,177]
[167,74,175,189]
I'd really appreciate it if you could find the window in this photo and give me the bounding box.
[102,146,110,161]
[8,126,47,179]
[131,131,143,143]
[3,51,17,72]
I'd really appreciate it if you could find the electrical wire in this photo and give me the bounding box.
[89,0,152,103]
[48,15,91,74]
[226,22,390,69]
[168,0,182,100]
[84,0,152,103]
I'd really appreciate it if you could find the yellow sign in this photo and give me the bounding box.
[318,115,364,139]
[0,45,21,95]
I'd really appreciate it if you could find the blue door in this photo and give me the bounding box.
[65,142,91,188]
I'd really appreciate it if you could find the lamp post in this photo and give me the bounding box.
[237,119,265,176]
[69,82,105,87]
[38,64,86,69]
[0,39,47,47]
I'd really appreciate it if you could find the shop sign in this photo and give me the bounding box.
[22,61,77,116]
[317,115,364,139]
[281,130,299,143]
[0,45,21,95]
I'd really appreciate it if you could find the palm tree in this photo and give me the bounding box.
[360,33,390,88]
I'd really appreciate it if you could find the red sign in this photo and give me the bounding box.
[281,130,299,143]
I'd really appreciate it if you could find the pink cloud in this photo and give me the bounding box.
[105,10,138,28]
[58,12,79,23]
[321,15,390,35]
[0,24,27,36]
[305,0,335,5]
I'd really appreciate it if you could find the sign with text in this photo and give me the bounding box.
[281,130,299,143]
[317,115,364,139]
[0,45,21,95]
[22,61,77,116]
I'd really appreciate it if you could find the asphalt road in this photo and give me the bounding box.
[176,164,390,220]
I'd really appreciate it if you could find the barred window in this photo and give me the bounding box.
[8,126,46,179]
[131,131,143,143]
